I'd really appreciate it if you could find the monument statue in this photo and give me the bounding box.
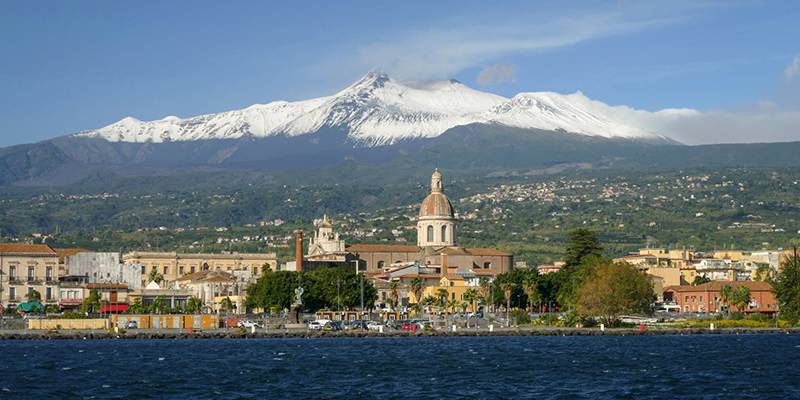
[290,286,304,324]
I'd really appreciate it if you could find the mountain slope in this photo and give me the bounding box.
[74,72,670,145]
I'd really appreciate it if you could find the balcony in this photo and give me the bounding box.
[60,298,83,305]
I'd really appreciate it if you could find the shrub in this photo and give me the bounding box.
[729,312,744,320]
[511,309,531,325]
[747,313,770,322]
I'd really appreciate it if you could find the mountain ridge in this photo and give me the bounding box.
[74,72,677,145]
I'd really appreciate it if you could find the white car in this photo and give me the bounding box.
[237,320,260,329]
[308,319,331,330]
[367,321,384,331]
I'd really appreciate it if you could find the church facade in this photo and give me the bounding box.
[344,169,513,277]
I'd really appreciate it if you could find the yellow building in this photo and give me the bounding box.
[122,251,277,286]
[0,244,60,308]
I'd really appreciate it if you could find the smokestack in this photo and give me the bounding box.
[440,253,447,277]
[295,230,303,272]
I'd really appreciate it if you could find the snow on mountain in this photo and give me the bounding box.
[75,72,675,145]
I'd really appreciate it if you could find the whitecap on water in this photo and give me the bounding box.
[61,367,72,371]
[2,388,11,392]
[158,357,165,361]
[273,357,284,361]
[102,385,111,388]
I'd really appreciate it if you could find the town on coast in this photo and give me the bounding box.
[3,169,800,338]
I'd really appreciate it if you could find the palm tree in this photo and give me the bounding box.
[720,284,733,316]
[499,280,514,327]
[186,296,204,314]
[220,296,235,313]
[410,277,424,306]
[478,277,492,312]
[436,288,449,327]
[464,288,479,313]
[522,270,540,312]
[389,281,400,311]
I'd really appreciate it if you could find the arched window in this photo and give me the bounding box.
[441,225,447,242]
[378,261,385,269]
[427,225,434,242]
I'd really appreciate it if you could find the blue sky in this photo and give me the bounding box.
[1,1,799,146]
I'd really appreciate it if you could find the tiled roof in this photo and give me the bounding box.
[55,248,89,262]
[86,283,128,290]
[438,247,511,257]
[665,281,773,292]
[0,243,57,255]
[346,244,420,253]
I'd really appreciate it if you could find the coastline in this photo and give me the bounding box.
[2,327,798,340]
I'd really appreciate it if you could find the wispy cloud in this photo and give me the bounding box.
[786,56,800,81]
[477,64,516,86]
[343,5,699,79]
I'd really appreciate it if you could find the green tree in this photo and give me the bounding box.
[186,296,204,314]
[410,277,424,305]
[720,284,733,315]
[220,296,235,313]
[26,289,42,302]
[575,260,654,326]
[731,286,751,313]
[564,228,603,267]
[773,253,800,324]
[148,268,164,284]
[478,277,492,312]
[521,269,540,312]
[692,275,711,285]
[389,281,400,310]
[496,273,515,326]
[464,288,479,313]
[80,289,101,313]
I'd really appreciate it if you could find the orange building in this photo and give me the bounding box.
[663,281,777,314]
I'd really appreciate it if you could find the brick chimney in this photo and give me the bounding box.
[295,230,303,272]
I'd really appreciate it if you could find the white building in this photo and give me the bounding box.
[66,252,143,289]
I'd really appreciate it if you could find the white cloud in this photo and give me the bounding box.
[786,56,800,81]
[477,64,516,86]
[343,6,694,79]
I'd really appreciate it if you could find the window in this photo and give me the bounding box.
[190,266,196,273]
[46,287,52,300]
[684,296,689,303]
[451,293,455,300]
[46,266,52,281]
[179,266,184,275]
[378,261,386,269]
[699,296,703,302]
[9,266,15,279]
[28,266,35,281]
[141,265,145,274]
[691,296,696,303]
[441,225,447,242]
[427,225,434,242]
[163,266,168,275]
[9,287,15,300]
[483,262,492,269]
[253,266,259,275]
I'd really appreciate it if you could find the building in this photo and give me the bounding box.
[345,169,513,277]
[128,281,193,309]
[0,244,60,308]
[66,252,143,289]
[663,281,777,314]
[175,270,248,313]
[58,275,88,311]
[122,251,276,286]
[537,261,565,274]
[85,283,130,313]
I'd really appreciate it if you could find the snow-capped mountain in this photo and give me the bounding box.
[75,72,672,145]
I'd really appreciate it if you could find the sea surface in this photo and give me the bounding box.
[0,334,798,399]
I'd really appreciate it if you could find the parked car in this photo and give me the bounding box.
[124,320,138,329]
[308,319,331,330]
[367,321,384,331]
[323,321,342,331]
[237,320,261,329]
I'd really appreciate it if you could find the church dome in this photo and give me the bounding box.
[419,192,454,218]
[418,168,455,219]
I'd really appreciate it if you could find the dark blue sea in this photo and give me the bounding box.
[1,334,799,399]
